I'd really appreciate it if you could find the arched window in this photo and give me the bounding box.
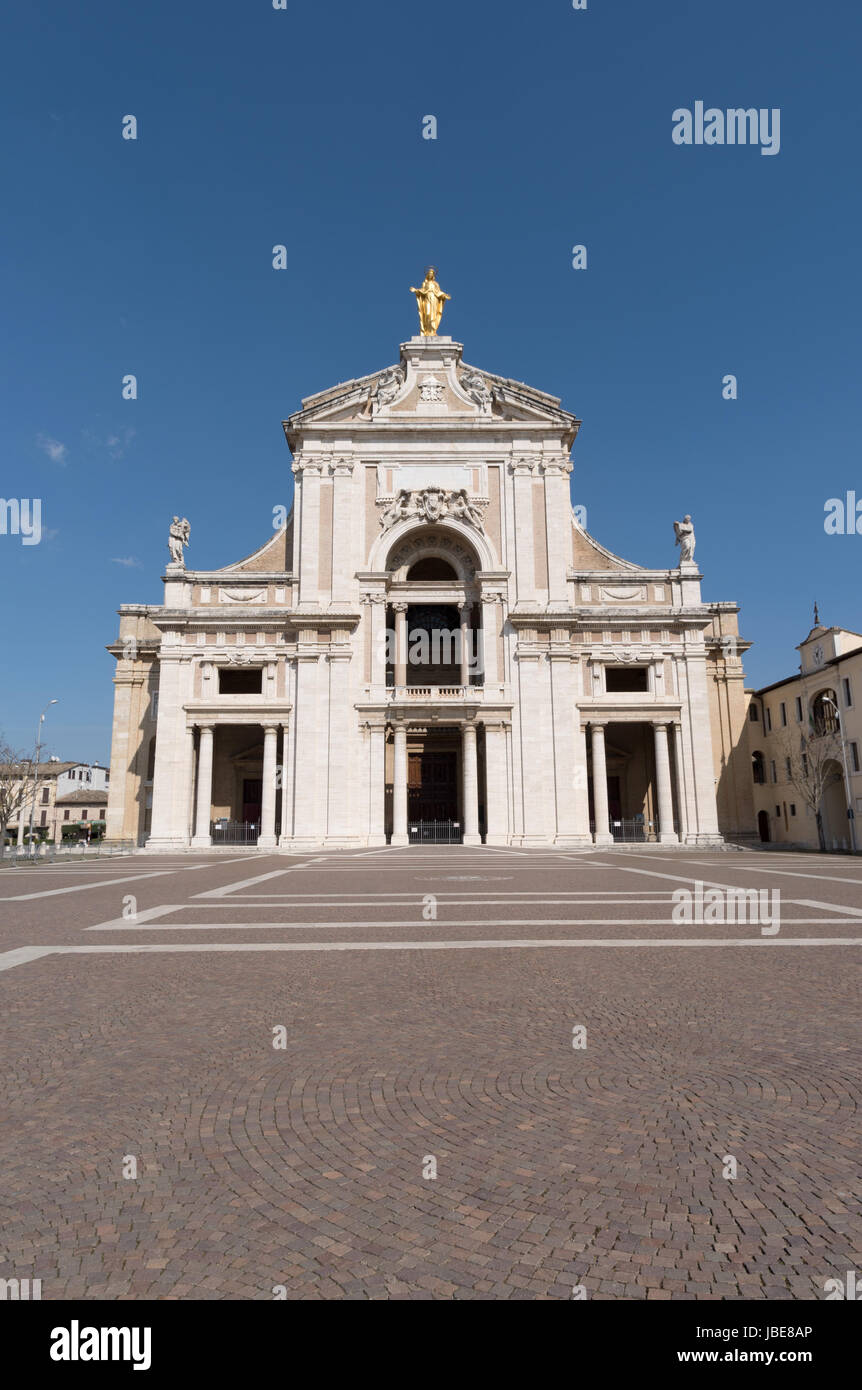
[751,750,766,785]
[812,690,839,735]
[406,557,458,581]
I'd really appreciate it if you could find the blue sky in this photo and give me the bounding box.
[1,0,860,761]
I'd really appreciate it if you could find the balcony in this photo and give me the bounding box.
[396,685,468,700]
[356,682,513,718]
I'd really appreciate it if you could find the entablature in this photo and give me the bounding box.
[183,700,293,728]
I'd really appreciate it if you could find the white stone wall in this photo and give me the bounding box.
[105,333,740,851]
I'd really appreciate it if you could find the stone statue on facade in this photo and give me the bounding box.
[673,514,696,563]
[379,489,414,529]
[449,488,485,531]
[409,267,451,336]
[375,365,404,409]
[459,368,491,409]
[168,516,190,566]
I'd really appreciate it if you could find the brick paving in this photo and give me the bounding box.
[0,847,860,1299]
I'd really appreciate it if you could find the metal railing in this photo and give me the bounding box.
[3,840,136,865]
[609,818,659,843]
[210,820,260,845]
[407,820,463,844]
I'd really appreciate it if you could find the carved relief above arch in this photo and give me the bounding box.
[367,516,496,577]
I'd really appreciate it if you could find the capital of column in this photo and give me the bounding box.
[392,601,409,613]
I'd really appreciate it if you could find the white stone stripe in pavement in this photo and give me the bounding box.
[193,868,300,898]
[3,938,862,971]
[84,916,862,931]
[216,889,676,899]
[625,854,862,888]
[586,860,862,920]
[175,898,851,914]
[0,855,266,901]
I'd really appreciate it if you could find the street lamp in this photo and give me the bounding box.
[27,700,58,856]
[821,695,857,854]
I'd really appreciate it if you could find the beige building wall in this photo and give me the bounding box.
[746,624,862,851]
[104,610,161,843]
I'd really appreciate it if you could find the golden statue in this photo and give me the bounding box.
[410,266,451,336]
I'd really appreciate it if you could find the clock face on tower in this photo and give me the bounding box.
[812,644,825,668]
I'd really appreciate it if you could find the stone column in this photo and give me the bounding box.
[484,720,509,844]
[590,723,613,845]
[678,641,723,844]
[653,720,679,843]
[104,668,136,842]
[291,646,321,846]
[148,651,194,850]
[480,595,499,687]
[370,596,388,695]
[191,725,214,847]
[330,459,353,604]
[459,604,471,688]
[574,723,592,840]
[393,603,408,688]
[296,459,321,608]
[548,639,589,844]
[391,722,408,845]
[326,640,354,844]
[258,724,279,848]
[183,725,196,841]
[367,723,387,845]
[543,459,572,605]
[673,721,690,842]
[279,721,289,847]
[515,644,549,844]
[462,720,481,845]
[511,459,536,606]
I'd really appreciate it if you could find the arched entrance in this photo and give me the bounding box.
[821,760,849,850]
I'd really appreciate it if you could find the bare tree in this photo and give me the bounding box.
[775,725,845,852]
[0,736,38,852]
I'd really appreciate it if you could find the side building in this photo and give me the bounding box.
[746,618,862,851]
[4,760,110,846]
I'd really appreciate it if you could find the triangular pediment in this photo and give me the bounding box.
[283,338,580,443]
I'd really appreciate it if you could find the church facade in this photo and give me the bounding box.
[104,324,755,850]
